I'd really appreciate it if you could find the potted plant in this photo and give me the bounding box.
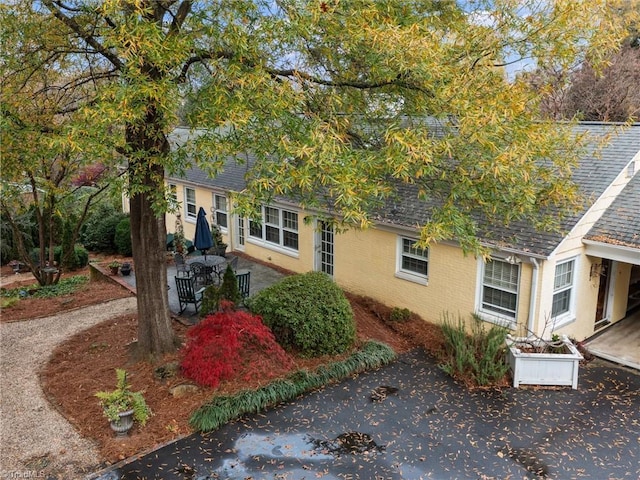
[120,262,132,276]
[95,369,151,436]
[108,261,120,275]
[211,224,228,257]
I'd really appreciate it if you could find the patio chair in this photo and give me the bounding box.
[236,271,251,299]
[174,253,190,277]
[174,276,205,314]
[189,261,214,286]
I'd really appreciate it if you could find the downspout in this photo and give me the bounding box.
[527,257,540,334]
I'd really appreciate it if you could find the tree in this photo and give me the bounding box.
[0,0,630,359]
[0,17,114,285]
[526,3,640,121]
[562,41,640,121]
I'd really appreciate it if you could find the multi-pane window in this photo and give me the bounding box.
[482,259,520,319]
[399,237,428,277]
[248,206,299,251]
[552,259,575,317]
[185,187,196,220]
[213,194,228,228]
[169,184,177,203]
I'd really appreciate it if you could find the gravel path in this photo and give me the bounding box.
[1,297,137,479]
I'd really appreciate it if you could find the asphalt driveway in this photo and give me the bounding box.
[90,350,640,480]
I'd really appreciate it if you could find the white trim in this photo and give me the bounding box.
[395,236,429,285]
[212,193,228,231]
[248,205,300,254]
[475,256,519,329]
[550,256,579,329]
[184,187,197,222]
[583,240,640,265]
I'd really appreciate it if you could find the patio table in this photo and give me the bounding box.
[186,255,226,285]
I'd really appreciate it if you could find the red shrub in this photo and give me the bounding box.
[180,309,294,388]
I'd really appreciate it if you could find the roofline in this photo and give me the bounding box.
[583,239,640,265]
[550,150,640,258]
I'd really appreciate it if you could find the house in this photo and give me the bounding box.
[165,122,640,365]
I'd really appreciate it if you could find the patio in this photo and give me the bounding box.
[115,254,286,319]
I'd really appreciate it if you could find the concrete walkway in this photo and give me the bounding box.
[90,350,640,480]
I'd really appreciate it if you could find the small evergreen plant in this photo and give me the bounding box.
[95,369,151,425]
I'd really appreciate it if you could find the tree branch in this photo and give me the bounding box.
[42,0,124,71]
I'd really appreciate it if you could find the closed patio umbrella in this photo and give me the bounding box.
[193,207,213,258]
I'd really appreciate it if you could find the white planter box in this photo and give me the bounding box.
[506,335,583,389]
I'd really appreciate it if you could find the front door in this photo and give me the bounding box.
[315,221,334,277]
[594,259,613,330]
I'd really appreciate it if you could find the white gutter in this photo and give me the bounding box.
[527,257,540,334]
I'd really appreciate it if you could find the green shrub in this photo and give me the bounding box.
[199,265,242,317]
[114,217,132,256]
[390,307,411,323]
[439,312,509,386]
[248,271,355,357]
[80,203,127,252]
[30,245,89,270]
[190,341,395,432]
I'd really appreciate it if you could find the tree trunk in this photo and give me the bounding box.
[129,175,178,360]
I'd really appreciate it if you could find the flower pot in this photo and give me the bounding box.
[120,263,132,276]
[506,335,583,389]
[109,409,134,437]
[109,266,119,275]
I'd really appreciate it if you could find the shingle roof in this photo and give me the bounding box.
[584,172,640,249]
[167,123,640,257]
[374,123,640,256]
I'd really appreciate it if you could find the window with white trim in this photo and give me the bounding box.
[481,259,520,320]
[398,237,428,278]
[213,194,228,228]
[552,259,575,318]
[249,206,299,251]
[185,187,196,220]
[169,184,177,203]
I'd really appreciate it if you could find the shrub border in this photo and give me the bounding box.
[189,340,396,432]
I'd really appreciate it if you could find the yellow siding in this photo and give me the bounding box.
[334,228,478,325]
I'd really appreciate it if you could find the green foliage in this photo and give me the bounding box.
[95,369,151,425]
[211,224,227,249]
[1,275,88,301]
[200,284,221,317]
[190,341,395,432]
[114,217,132,256]
[218,265,241,305]
[1,296,20,308]
[248,272,355,357]
[80,203,127,253]
[29,245,88,270]
[390,307,411,323]
[439,313,510,387]
[199,265,242,316]
[32,275,88,298]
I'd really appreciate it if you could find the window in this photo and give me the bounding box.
[249,206,299,251]
[552,259,575,319]
[213,194,228,228]
[169,184,177,203]
[481,259,520,320]
[185,187,196,220]
[398,237,428,278]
